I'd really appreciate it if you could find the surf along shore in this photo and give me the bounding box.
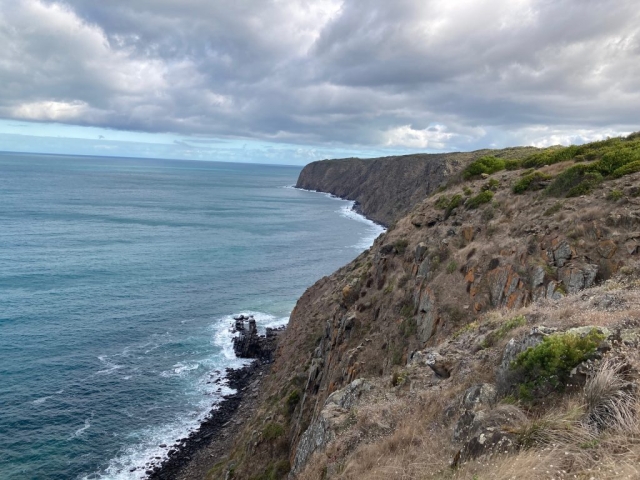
[147,316,284,480]
[147,189,384,480]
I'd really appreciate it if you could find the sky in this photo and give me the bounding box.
[0,0,638,165]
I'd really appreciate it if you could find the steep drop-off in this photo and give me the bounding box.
[295,148,538,227]
[197,137,640,480]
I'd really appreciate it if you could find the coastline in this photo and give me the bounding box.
[146,188,384,480]
[146,359,273,480]
[292,185,388,230]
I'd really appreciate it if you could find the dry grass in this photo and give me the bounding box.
[296,279,640,480]
[583,357,637,433]
[300,386,461,479]
[510,278,640,332]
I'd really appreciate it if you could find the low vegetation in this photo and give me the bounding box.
[463,156,506,179]
[466,190,493,209]
[458,134,640,199]
[482,315,526,348]
[511,329,605,399]
[512,171,551,194]
[435,193,463,218]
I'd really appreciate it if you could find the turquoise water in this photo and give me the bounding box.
[0,154,383,479]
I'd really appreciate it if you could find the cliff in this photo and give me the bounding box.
[195,135,640,480]
[295,148,539,227]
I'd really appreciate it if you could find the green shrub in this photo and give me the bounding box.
[463,186,473,196]
[446,194,463,218]
[612,160,640,178]
[511,329,605,398]
[435,194,463,219]
[400,302,414,319]
[394,239,409,254]
[286,390,300,413]
[482,178,500,192]
[607,189,624,201]
[512,171,552,194]
[262,422,285,441]
[446,260,457,274]
[544,136,640,197]
[496,315,525,337]
[391,370,408,387]
[596,149,640,176]
[463,156,506,179]
[546,164,602,197]
[521,146,579,169]
[399,316,417,337]
[435,195,450,209]
[482,315,527,348]
[466,190,494,209]
[504,159,521,170]
[250,460,291,480]
[391,345,404,365]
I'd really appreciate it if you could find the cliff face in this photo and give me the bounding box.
[295,148,538,227]
[204,139,640,480]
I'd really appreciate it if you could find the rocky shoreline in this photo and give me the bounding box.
[145,317,285,480]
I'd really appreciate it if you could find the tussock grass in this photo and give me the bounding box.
[583,357,637,433]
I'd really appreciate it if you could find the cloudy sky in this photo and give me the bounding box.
[0,0,638,164]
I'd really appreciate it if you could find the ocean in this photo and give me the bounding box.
[0,153,384,479]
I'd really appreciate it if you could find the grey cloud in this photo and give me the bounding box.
[0,0,638,152]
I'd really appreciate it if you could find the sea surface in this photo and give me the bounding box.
[0,153,384,479]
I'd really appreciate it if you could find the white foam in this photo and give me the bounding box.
[89,310,288,479]
[71,417,92,439]
[293,186,386,249]
[336,202,386,249]
[160,362,201,378]
[32,396,52,405]
[96,355,124,376]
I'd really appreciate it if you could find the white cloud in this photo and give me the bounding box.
[384,124,457,149]
[12,100,91,121]
[0,0,638,154]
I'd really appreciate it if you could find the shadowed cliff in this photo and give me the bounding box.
[295,148,539,227]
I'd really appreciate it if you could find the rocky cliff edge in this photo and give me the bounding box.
[203,136,640,480]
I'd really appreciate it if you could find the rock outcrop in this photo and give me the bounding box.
[231,315,283,362]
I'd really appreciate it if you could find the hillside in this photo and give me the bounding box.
[193,135,640,480]
[295,148,538,227]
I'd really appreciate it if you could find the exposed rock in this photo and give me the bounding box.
[530,265,545,288]
[625,241,639,255]
[325,378,372,410]
[232,317,284,361]
[452,405,526,466]
[486,265,527,309]
[414,284,438,342]
[598,239,618,259]
[417,257,433,280]
[462,384,497,411]
[566,326,612,338]
[461,226,476,243]
[558,263,598,294]
[291,379,372,476]
[414,242,428,263]
[290,413,333,477]
[425,351,454,378]
[551,239,573,267]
